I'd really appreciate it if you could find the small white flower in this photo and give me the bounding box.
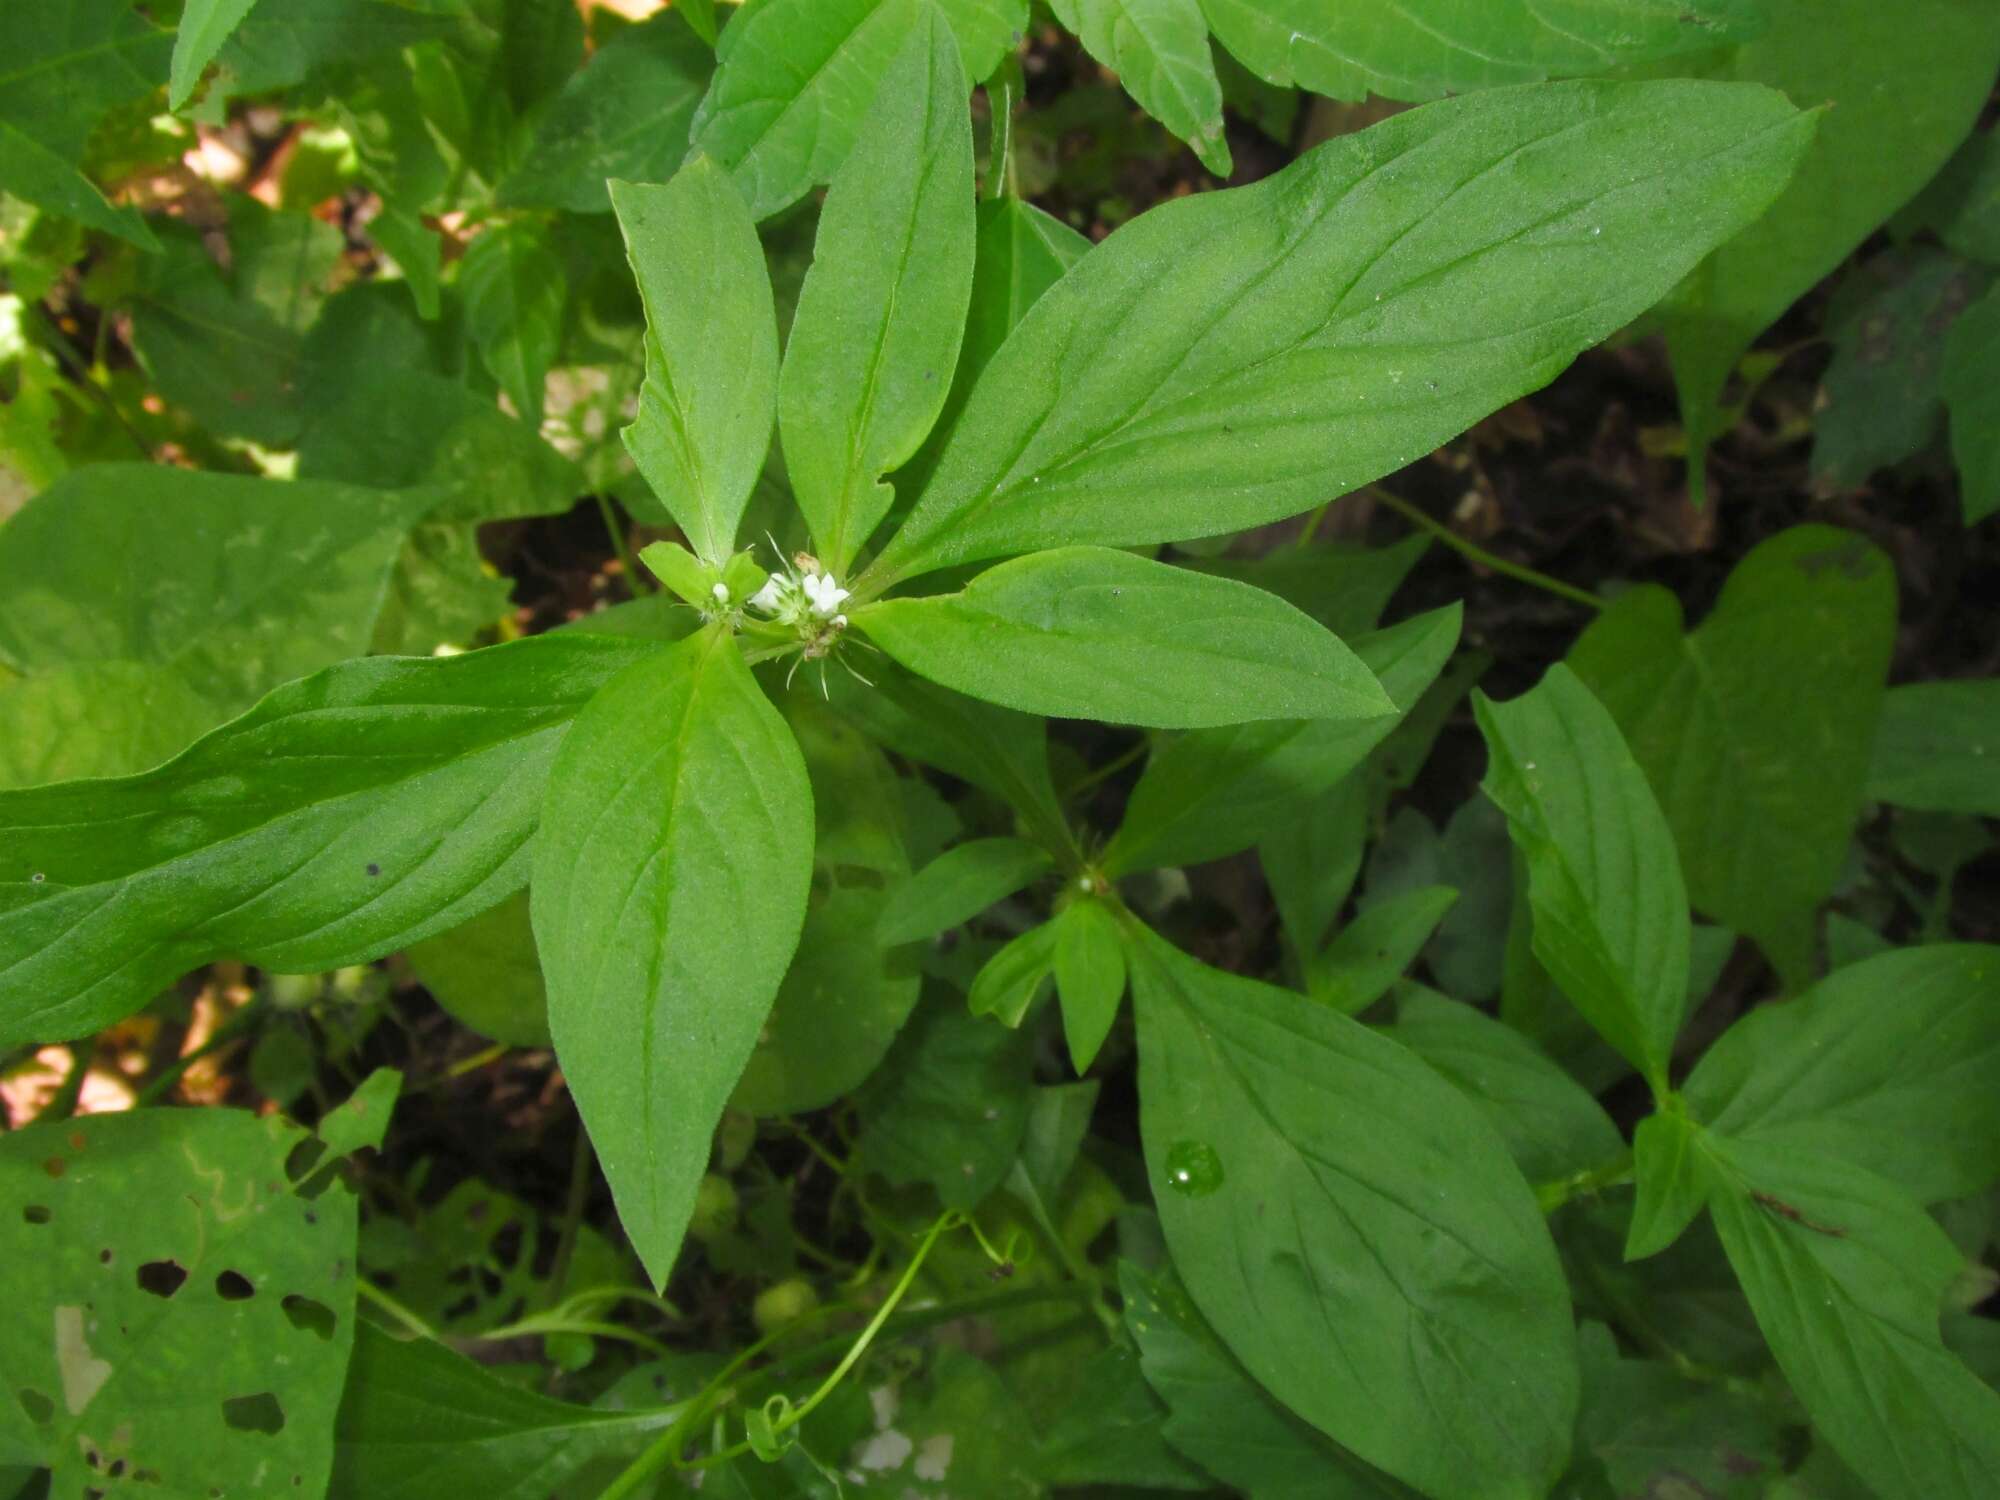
[748,577,788,615]
[832,613,847,630]
[711,581,730,604]
[802,571,850,617]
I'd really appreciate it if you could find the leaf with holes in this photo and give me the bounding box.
[0,1107,357,1495]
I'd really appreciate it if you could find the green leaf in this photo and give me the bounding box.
[1103,603,1457,875]
[1572,1321,1788,1499]
[1119,1260,1415,1499]
[932,0,1028,82]
[1810,250,1990,492]
[878,837,1053,945]
[1566,525,1896,985]
[1684,945,2000,1204]
[869,78,1814,582]
[330,1325,678,1499]
[1260,773,1366,970]
[730,697,919,1115]
[1654,0,2000,486]
[0,1108,358,1495]
[0,660,215,795]
[1705,1135,2000,1500]
[0,633,656,1049]
[1182,534,1429,639]
[1869,679,2000,816]
[533,627,812,1286]
[779,9,974,573]
[1129,931,1577,1499]
[209,0,457,104]
[1309,884,1455,1013]
[967,920,1057,1025]
[1034,1342,1207,1492]
[499,9,712,214]
[316,1066,403,1158]
[1475,663,1691,1095]
[0,465,429,764]
[687,0,923,221]
[1198,0,1766,103]
[0,0,172,248]
[1387,988,1624,1189]
[612,162,779,561]
[129,207,346,446]
[1904,125,2000,268]
[855,992,1032,1208]
[1626,1107,1711,1261]
[1052,895,1127,1072]
[1944,283,2000,524]
[403,890,551,1047]
[858,546,1392,728]
[367,523,517,656]
[1051,0,1229,175]
[827,660,1075,861]
[461,222,565,428]
[171,0,264,109]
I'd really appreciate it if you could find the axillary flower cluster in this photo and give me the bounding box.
[743,551,851,661]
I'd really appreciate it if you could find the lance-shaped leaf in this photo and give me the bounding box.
[533,627,813,1287]
[687,0,923,221]
[1685,945,2000,1205]
[1475,664,1690,1098]
[1705,1135,2000,1500]
[856,546,1392,728]
[170,0,264,109]
[611,161,778,562]
[1198,0,1765,104]
[0,634,657,1049]
[1103,603,1457,875]
[867,78,1815,584]
[0,0,172,248]
[878,837,1053,946]
[1052,0,1229,175]
[1129,931,1577,1499]
[331,1325,682,1500]
[460,222,565,428]
[779,9,974,574]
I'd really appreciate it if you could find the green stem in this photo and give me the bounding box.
[1367,487,1604,612]
[34,1045,90,1125]
[358,1279,440,1341]
[544,1125,596,1309]
[1064,736,1149,802]
[1535,1153,1634,1214]
[595,493,652,597]
[133,998,266,1109]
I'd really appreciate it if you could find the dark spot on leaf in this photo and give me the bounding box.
[465,1198,491,1223]
[138,1260,189,1298]
[109,1459,127,1478]
[86,1448,101,1468]
[365,863,381,877]
[216,1269,255,1301]
[135,1470,161,1485]
[490,1221,525,1268]
[85,1488,105,1500]
[44,1157,65,1178]
[221,1392,286,1435]
[22,1204,50,1225]
[303,1210,317,1226]
[30,871,45,883]
[282,1294,335,1341]
[99,1248,112,1264]
[16,1388,53,1425]
[68,1130,86,1151]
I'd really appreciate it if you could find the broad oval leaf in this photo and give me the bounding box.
[778,8,975,574]
[0,633,655,1049]
[1475,663,1690,1098]
[1567,525,1896,988]
[1,1108,358,1497]
[1198,0,1766,103]
[611,160,778,562]
[1684,944,2000,1204]
[533,626,813,1287]
[867,78,1815,583]
[856,546,1393,728]
[1130,931,1578,1498]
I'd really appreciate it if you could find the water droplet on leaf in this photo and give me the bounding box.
[1163,1140,1224,1197]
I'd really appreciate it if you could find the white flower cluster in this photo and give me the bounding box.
[748,562,849,628]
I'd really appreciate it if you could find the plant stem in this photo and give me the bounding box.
[357,1278,439,1341]
[1366,487,1604,611]
[133,997,265,1108]
[33,1045,90,1124]
[1064,736,1150,801]
[544,1124,596,1308]
[595,493,652,596]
